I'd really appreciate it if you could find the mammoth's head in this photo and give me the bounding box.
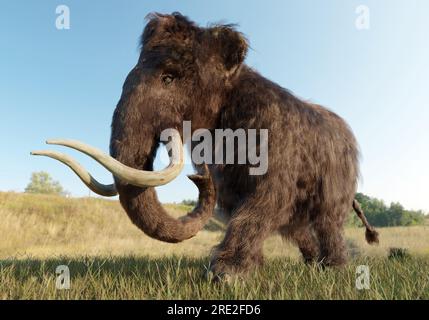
[113,12,248,136]
[110,11,249,186]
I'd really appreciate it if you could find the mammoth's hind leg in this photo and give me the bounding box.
[281,223,319,264]
[313,204,348,267]
[209,202,273,278]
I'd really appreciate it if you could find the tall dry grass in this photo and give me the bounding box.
[1,192,428,259]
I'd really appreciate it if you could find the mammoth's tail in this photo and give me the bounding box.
[352,199,379,245]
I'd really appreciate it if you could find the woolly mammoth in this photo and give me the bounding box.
[32,13,378,278]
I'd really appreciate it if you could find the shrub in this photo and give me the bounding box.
[25,171,68,196]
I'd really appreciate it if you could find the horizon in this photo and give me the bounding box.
[3,190,427,216]
[1,1,428,212]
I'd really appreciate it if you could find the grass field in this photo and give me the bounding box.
[0,192,428,299]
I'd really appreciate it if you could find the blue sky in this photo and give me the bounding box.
[0,1,428,211]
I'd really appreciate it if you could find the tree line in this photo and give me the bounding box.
[347,193,426,227]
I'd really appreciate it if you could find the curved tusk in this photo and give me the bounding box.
[30,150,118,197]
[42,129,184,188]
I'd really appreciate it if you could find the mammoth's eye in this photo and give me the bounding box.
[161,74,174,85]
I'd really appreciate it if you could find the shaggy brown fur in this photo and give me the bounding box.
[109,12,378,277]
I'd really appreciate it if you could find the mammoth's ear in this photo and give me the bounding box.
[211,26,248,77]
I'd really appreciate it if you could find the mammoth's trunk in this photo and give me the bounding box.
[111,125,216,243]
[118,174,215,243]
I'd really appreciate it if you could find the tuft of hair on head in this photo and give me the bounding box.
[140,12,196,48]
[365,228,379,245]
[209,24,249,77]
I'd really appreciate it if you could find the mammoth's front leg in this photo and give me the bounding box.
[181,141,218,226]
[209,200,272,280]
[181,163,216,229]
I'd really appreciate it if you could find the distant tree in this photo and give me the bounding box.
[387,202,404,226]
[25,171,68,196]
[400,209,426,226]
[181,199,197,206]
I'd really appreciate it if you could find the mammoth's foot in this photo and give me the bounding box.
[205,269,236,284]
[205,261,247,284]
[315,226,347,268]
[206,249,264,283]
[206,200,271,283]
[317,254,347,268]
[300,245,320,265]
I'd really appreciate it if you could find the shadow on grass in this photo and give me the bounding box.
[0,255,209,281]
